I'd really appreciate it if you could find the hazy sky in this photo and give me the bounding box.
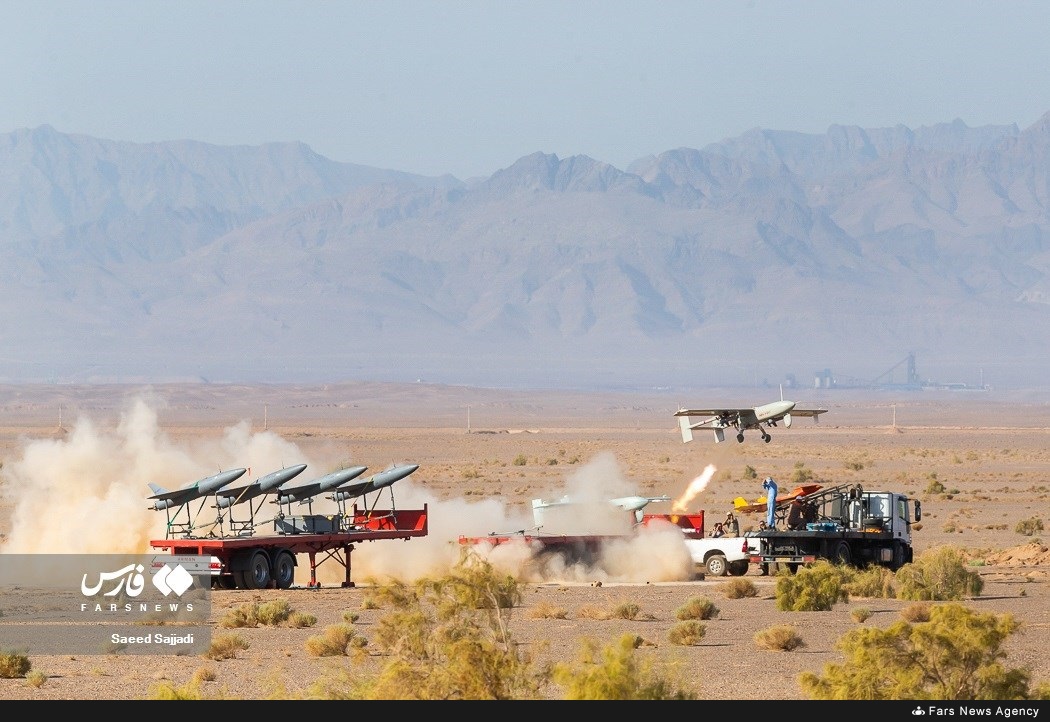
[3,1,1048,179]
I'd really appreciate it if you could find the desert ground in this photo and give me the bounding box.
[0,382,1048,700]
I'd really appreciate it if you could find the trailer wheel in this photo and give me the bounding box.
[728,560,749,576]
[705,554,729,577]
[273,551,296,589]
[242,550,272,590]
[833,541,852,566]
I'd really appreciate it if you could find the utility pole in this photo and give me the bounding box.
[264,404,268,431]
[466,405,471,434]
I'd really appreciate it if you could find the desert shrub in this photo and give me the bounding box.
[150,679,206,700]
[610,601,643,620]
[361,595,381,610]
[925,479,945,494]
[1015,517,1044,536]
[304,624,366,658]
[552,633,697,699]
[202,633,250,661]
[577,604,610,620]
[288,611,317,628]
[25,669,47,687]
[675,596,719,621]
[850,608,872,623]
[526,601,568,619]
[219,603,258,628]
[342,610,360,623]
[718,578,758,599]
[256,598,293,626]
[900,602,931,622]
[512,454,527,466]
[743,465,757,479]
[799,603,1047,700]
[754,624,805,651]
[667,621,706,646]
[775,560,851,611]
[357,550,545,700]
[844,565,896,599]
[894,545,984,601]
[191,666,217,684]
[790,461,814,485]
[0,650,31,678]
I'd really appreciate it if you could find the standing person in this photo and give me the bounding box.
[725,511,740,537]
[762,477,778,529]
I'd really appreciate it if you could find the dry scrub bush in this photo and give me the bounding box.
[800,603,1050,700]
[353,550,544,700]
[0,650,31,678]
[287,611,317,628]
[850,608,872,623]
[1016,517,1044,536]
[202,633,250,661]
[894,545,984,601]
[754,624,805,651]
[149,679,207,700]
[342,610,360,623]
[775,560,851,611]
[718,578,757,599]
[25,669,47,688]
[304,623,366,658]
[219,598,294,628]
[526,601,568,619]
[900,602,932,623]
[667,621,706,646]
[552,633,697,699]
[675,596,719,621]
[610,601,645,620]
[577,604,611,620]
[845,565,896,599]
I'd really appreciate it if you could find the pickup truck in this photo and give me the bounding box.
[684,535,751,577]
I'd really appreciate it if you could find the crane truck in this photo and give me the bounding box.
[743,483,920,572]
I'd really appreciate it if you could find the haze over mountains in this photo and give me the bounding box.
[2,115,1049,391]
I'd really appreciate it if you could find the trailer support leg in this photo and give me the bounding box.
[307,551,320,588]
[342,543,355,588]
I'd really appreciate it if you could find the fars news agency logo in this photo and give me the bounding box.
[80,560,198,613]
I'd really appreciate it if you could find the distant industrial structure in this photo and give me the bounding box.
[810,353,990,392]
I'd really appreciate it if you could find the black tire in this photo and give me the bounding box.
[214,574,237,590]
[273,551,296,589]
[728,560,750,576]
[833,541,852,566]
[705,554,729,577]
[736,433,745,443]
[763,435,771,443]
[242,549,272,590]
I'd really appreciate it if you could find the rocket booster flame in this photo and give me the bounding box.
[672,463,717,513]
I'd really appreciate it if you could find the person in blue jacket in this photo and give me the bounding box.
[762,476,778,529]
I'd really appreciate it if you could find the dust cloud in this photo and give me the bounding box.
[0,400,698,585]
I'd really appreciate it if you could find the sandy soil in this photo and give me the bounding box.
[0,382,1049,700]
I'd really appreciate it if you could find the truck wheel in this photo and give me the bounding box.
[273,551,296,589]
[242,550,272,590]
[214,575,237,590]
[705,554,729,577]
[728,560,749,576]
[833,541,852,566]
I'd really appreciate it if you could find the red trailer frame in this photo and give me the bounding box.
[150,505,428,589]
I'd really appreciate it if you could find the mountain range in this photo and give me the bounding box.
[2,115,1049,391]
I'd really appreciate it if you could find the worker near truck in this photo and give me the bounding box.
[762,477,778,528]
[724,511,740,536]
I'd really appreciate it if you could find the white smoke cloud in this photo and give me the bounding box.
[0,400,702,585]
